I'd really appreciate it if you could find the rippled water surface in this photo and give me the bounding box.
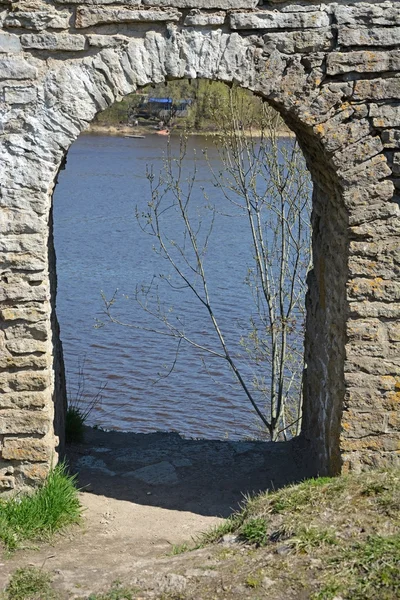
[54,134,284,439]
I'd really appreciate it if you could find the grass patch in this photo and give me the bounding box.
[0,463,81,552]
[316,534,400,600]
[83,581,140,600]
[3,567,56,600]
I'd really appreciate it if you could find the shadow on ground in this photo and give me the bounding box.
[66,427,315,517]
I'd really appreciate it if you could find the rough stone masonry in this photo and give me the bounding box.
[0,0,399,493]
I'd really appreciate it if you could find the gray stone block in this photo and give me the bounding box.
[4,11,72,31]
[21,33,86,51]
[0,32,21,53]
[76,8,181,28]
[230,10,329,30]
[0,57,37,80]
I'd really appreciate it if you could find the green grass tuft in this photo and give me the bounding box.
[4,567,56,600]
[0,463,81,552]
[239,517,269,546]
[65,406,86,444]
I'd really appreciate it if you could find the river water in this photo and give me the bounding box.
[54,134,301,440]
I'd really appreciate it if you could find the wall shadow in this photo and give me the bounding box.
[67,427,316,518]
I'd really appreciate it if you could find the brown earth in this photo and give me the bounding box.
[0,428,312,599]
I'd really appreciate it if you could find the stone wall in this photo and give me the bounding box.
[0,0,399,493]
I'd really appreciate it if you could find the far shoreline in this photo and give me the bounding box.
[83,122,295,138]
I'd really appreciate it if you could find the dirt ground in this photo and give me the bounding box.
[0,428,312,598]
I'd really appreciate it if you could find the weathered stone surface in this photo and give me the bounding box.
[0,391,48,409]
[327,50,400,75]
[184,9,225,27]
[87,34,128,48]
[338,26,400,48]
[6,339,47,354]
[21,33,86,51]
[3,86,37,104]
[0,32,21,52]
[335,4,400,26]
[230,10,329,30]
[0,56,37,80]
[381,129,400,148]
[0,410,50,434]
[55,0,140,4]
[4,10,72,31]
[353,78,400,101]
[370,104,400,128]
[142,0,257,7]
[263,29,333,53]
[2,437,51,461]
[75,8,181,28]
[0,371,49,393]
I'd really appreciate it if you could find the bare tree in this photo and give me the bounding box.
[102,88,312,441]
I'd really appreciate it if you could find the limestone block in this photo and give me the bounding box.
[0,477,15,491]
[332,136,384,171]
[230,10,329,30]
[353,78,400,101]
[349,301,400,319]
[3,86,37,104]
[6,339,47,355]
[392,152,400,176]
[2,437,51,461]
[313,117,371,154]
[388,323,400,342]
[263,29,333,54]
[0,305,48,323]
[5,321,49,342]
[341,433,400,453]
[87,34,128,48]
[75,8,181,28]
[0,371,50,393]
[347,320,381,342]
[338,154,391,186]
[370,104,400,128]
[381,129,400,148]
[19,463,49,483]
[0,391,48,409]
[0,410,50,434]
[0,33,21,53]
[348,203,400,227]
[142,0,257,7]
[342,180,394,210]
[0,354,49,370]
[2,209,47,235]
[4,10,72,30]
[21,33,86,51]
[335,5,400,27]
[348,277,400,303]
[338,26,400,48]
[0,56,37,80]
[0,283,48,303]
[184,10,225,27]
[54,0,140,3]
[342,409,400,437]
[327,51,400,75]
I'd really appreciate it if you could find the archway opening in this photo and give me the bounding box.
[53,81,311,437]
[48,71,348,515]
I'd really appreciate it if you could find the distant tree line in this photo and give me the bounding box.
[93,79,288,133]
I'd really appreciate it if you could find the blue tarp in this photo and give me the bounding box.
[148,97,173,104]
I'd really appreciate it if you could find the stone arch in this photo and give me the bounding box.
[1,2,399,493]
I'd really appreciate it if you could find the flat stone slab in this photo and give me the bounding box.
[124,461,179,485]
